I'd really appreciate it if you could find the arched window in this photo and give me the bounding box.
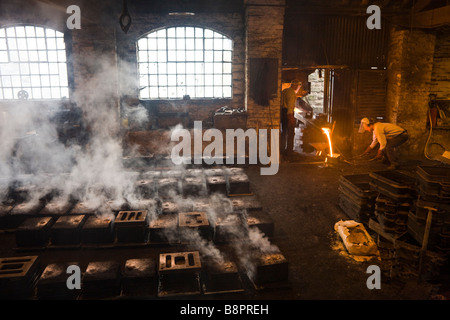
[137,26,233,100]
[0,25,69,100]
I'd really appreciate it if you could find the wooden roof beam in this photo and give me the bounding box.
[414,5,450,28]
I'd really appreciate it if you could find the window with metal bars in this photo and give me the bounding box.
[137,26,233,100]
[0,25,69,100]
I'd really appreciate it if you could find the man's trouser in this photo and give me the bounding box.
[281,108,296,155]
[385,131,409,165]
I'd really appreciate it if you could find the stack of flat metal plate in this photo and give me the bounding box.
[338,174,377,224]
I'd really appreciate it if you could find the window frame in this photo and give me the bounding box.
[136,26,233,101]
[0,24,71,101]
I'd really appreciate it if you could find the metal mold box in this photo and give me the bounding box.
[82,261,121,299]
[51,215,86,245]
[157,251,202,298]
[37,262,80,300]
[227,174,251,195]
[179,211,212,241]
[81,216,115,244]
[115,210,149,243]
[207,175,227,194]
[0,256,41,299]
[122,258,157,297]
[149,213,178,243]
[16,216,54,247]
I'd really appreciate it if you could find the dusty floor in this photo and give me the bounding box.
[245,153,449,300]
[0,152,448,304]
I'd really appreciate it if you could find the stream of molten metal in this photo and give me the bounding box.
[321,127,333,157]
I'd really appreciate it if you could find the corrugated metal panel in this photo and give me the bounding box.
[283,14,389,69]
[356,70,387,121]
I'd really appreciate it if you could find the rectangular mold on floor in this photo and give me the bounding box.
[178,211,212,240]
[149,213,179,243]
[227,174,251,195]
[201,260,244,295]
[50,215,86,246]
[82,261,121,299]
[81,216,115,244]
[115,210,149,243]
[0,255,41,299]
[37,262,80,300]
[16,216,54,247]
[122,258,157,297]
[157,251,202,298]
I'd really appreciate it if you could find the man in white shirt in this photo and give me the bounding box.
[359,117,409,169]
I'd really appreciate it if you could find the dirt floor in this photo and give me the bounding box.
[244,153,450,300]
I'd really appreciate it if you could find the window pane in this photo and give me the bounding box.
[148,38,157,49]
[0,51,8,62]
[185,27,195,38]
[36,38,46,50]
[223,51,232,62]
[186,38,195,50]
[204,29,213,38]
[168,75,176,86]
[9,51,18,62]
[27,37,37,50]
[176,51,185,61]
[46,38,56,50]
[214,38,223,50]
[138,38,147,50]
[149,87,158,98]
[149,51,158,62]
[138,50,148,62]
[157,38,166,50]
[214,51,222,61]
[167,28,176,37]
[176,27,184,38]
[159,74,167,86]
[45,28,55,37]
[204,51,213,62]
[205,39,213,50]
[223,63,232,74]
[16,26,26,37]
[195,39,203,50]
[186,51,195,61]
[41,75,50,86]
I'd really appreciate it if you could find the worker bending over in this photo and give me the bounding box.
[359,117,409,170]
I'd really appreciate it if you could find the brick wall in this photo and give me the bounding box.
[245,0,285,130]
[431,31,450,99]
[385,26,436,157]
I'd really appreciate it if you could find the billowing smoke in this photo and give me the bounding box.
[0,53,282,284]
[0,57,150,217]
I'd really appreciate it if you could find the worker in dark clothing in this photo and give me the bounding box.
[280,79,301,157]
[358,117,409,169]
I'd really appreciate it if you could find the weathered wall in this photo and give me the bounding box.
[245,0,285,131]
[385,26,436,157]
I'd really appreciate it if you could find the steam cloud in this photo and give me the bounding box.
[0,55,280,282]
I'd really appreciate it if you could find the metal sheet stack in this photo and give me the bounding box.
[369,170,417,236]
[338,174,378,225]
[408,166,450,253]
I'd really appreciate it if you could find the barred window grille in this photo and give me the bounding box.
[0,25,69,100]
[137,26,233,100]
